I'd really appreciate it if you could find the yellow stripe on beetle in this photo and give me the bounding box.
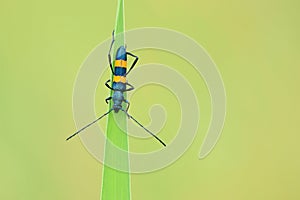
[114,60,127,68]
[113,76,126,83]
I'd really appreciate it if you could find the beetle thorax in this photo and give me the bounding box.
[112,91,124,112]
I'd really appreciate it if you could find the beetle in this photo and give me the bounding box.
[66,31,166,147]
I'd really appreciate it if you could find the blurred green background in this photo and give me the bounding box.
[1,0,299,199]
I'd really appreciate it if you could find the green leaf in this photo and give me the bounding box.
[101,0,131,200]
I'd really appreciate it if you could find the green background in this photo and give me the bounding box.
[1,0,299,199]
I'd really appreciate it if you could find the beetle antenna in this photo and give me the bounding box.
[121,109,166,147]
[66,108,114,141]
